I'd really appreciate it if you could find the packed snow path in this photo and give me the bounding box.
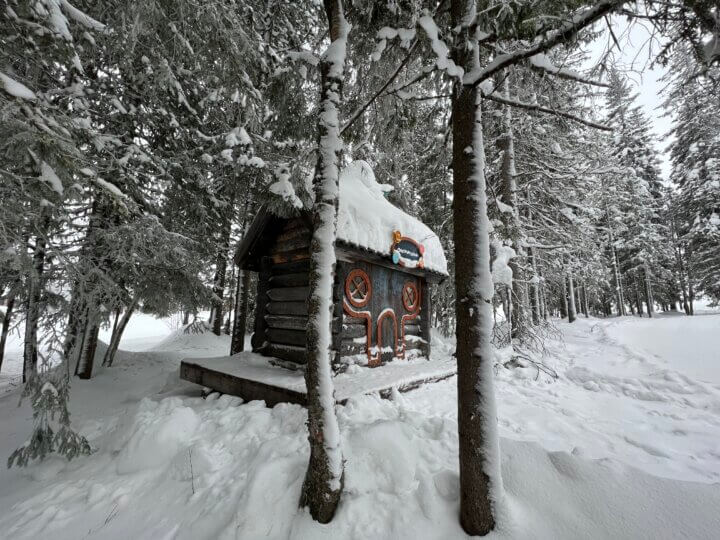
[0,314,719,539]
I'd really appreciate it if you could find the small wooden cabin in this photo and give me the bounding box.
[236,161,448,370]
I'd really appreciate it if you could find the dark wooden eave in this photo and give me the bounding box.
[235,205,447,282]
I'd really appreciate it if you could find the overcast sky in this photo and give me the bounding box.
[584,16,673,179]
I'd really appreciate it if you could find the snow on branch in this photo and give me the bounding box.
[60,0,105,32]
[0,71,37,101]
[528,53,609,88]
[418,15,464,79]
[341,40,419,135]
[480,87,612,131]
[464,0,623,86]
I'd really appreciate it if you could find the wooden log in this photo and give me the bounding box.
[269,272,308,288]
[332,268,344,355]
[180,361,306,406]
[341,324,366,339]
[420,280,431,357]
[252,258,271,351]
[267,286,310,302]
[340,340,367,356]
[271,235,311,254]
[265,314,307,331]
[265,343,306,364]
[404,339,424,351]
[404,323,421,335]
[343,315,366,325]
[270,250,310,265]
[266,301,307,316]
[276,222,310,243]
[271,259,311,275]
[266,328,306,347]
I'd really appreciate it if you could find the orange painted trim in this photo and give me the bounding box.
[377,309,402,360]
[345,268,372,308]
[399,282,422,359]
[343,298,379,367]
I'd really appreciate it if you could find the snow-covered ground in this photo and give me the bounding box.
[0,313,719,539]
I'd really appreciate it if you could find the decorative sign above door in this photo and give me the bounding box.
[391,230,425,269]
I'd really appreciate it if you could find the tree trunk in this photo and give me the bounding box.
[529,247,541,325]
[211,220,232,336]
[560,277,568,319]
[299,0,348,523]
[582,284,590,317]
[102,297,138,367]
[451,3,502,532]
[642,266,654,318]
[609,235,625,316]
[500,76,527,340]
[23,234,47,383]
[0,293,16,372]
[76,305,100,380]
[567,271,577,323]
[231,269,251,355]
[686,255,695,315]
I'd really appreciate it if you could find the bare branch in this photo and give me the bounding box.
[528,56,609,87]
[480,89,612,131]
[340,41,419,135]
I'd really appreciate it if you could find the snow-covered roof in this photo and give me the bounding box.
[337,161,448,275]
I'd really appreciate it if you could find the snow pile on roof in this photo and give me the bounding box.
[337,160,448,275]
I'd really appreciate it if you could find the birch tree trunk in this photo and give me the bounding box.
[451,1,502,533]
[300,0,348,523]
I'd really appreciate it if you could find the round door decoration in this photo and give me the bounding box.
[346,269,372,308]
[402,281,420,312]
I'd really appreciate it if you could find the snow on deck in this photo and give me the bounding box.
[337,160,448,275]
[182,352,456,403]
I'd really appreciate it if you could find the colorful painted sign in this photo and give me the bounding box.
[391,230,425,269]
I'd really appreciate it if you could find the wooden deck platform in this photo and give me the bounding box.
[180,352,456,407]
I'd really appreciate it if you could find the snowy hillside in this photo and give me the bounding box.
[1,314,719,539]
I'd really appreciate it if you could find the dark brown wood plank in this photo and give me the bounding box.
[265,343,306,364]
[335,243,446,283]
[251,257,271,351]
[267,287,310,302]
[420,280,431,357]
[270,248,310,265]
[270,259,311,275]
[269,272,308,288]
[342,324,366,339]
[265,314,307,331]
[266,328,306,347]
[340,340,367,356]
[404,323,421,335]
[180,361,306,407]
[276,221,310,243]
[271,235,311,253]
[266,301,307,316]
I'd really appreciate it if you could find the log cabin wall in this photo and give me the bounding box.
[250,217,432,367]
[338,259,429,365]
[254,218,311,364]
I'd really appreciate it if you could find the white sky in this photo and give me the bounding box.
[584,16,673,179]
